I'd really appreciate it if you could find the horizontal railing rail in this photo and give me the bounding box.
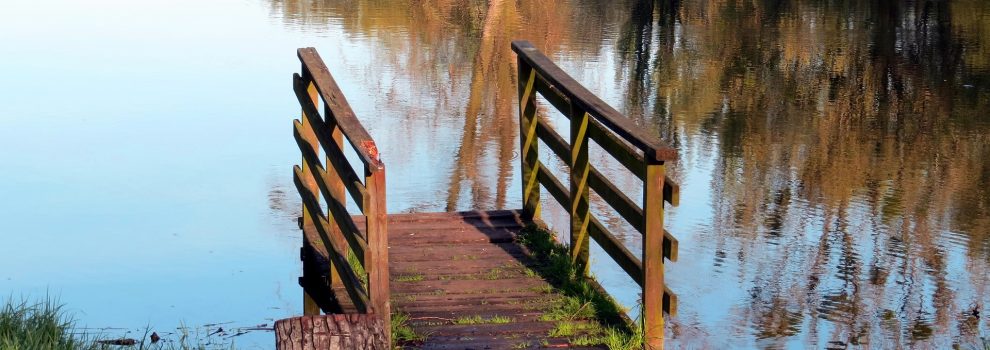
[512,40,680,349]
[293,47,390,343]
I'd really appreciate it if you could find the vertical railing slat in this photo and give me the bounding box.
[324,105,347,295]
[300,68,323,316]
[364,167,391,345]
[642,160,666,349]
[518,58,541,220]
[569,106,591,276]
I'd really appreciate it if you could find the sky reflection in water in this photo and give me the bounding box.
[1,0,988,348]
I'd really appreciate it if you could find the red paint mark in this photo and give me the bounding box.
[362,140,379,160]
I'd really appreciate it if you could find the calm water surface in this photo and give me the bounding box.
[2,0,989,348]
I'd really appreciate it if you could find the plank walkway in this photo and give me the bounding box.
[288,44,679,349]
[353,210,606,349]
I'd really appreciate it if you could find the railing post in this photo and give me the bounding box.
[364,167,391,345]
[642,159,667,349]
[518,58,541,220]
[324,107,347,297]
[300,70,322,316]
[569,106,591,276]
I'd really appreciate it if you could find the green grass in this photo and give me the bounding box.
[0,297,95,350]
[482,268,505,280]
[516,224,643,350]
[395,274,424,282]
[548,322,576,337]
[347,250,369,287]
[1,297,234,350]
[390,311,424,348]
[452,315,513,325]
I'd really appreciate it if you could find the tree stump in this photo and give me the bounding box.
[274,314,388,349]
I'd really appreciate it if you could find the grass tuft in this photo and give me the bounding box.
[516,224,643,350]
[390,311,425,348]
[1,296,235,350]
[347,251,369,287]
[452,315,513,325]
[0,296,92,350]
[395,274,424,282]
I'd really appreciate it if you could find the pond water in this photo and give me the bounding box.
[2,0,989,348]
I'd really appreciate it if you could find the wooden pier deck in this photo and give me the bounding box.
[385,210,603,349]
[281,42,681,349]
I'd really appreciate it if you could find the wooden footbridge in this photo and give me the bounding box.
[275,41,681,349]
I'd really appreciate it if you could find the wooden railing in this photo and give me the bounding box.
[512,40,679,349]
[292,47,391,341]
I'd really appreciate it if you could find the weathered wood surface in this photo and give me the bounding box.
[306,210,602,349]
[274,314,387,350]
[294,47,392,340]
[290,44,682,349]
[297,47,383,171]
[511,40,677,162]
[513,40,680,349]
[388,210,604,349]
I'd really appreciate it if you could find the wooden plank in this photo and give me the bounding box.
[412,321,559,336]
[393,267,535,280]
[293,169,370,313]
[389,248,530,267]
[388,242,528,258]
[298,72,322,318]
[382,218,524,230]
[535,116,570,166]
[664,286,677,316]
[389,228,517,244]
[537,165,571,210]
[511,40,677,162]
[363,167,390,344]
[292,121,357,231]
[391,291,551,306]
[388,278,551,295]
[587,166,679,262]
[586,117,679,207]
[537,115,676,229]
[534,165,676,262]
[395,301,546,314]
[664,178,680,207]
[586,118,646,178]
[587,215,642,286]
[297,48,383,172]
[417,336,604,350]
[293,75,368,211]
[588,165,644,233]
[534,73,571,114]
[383,210,525,222]
[664,232,679,262]
[321,105,348,297]
[291,153,368,263]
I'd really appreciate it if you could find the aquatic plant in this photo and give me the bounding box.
[0,296,93,350]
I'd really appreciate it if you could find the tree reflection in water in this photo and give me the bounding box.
[268,0,990,347]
